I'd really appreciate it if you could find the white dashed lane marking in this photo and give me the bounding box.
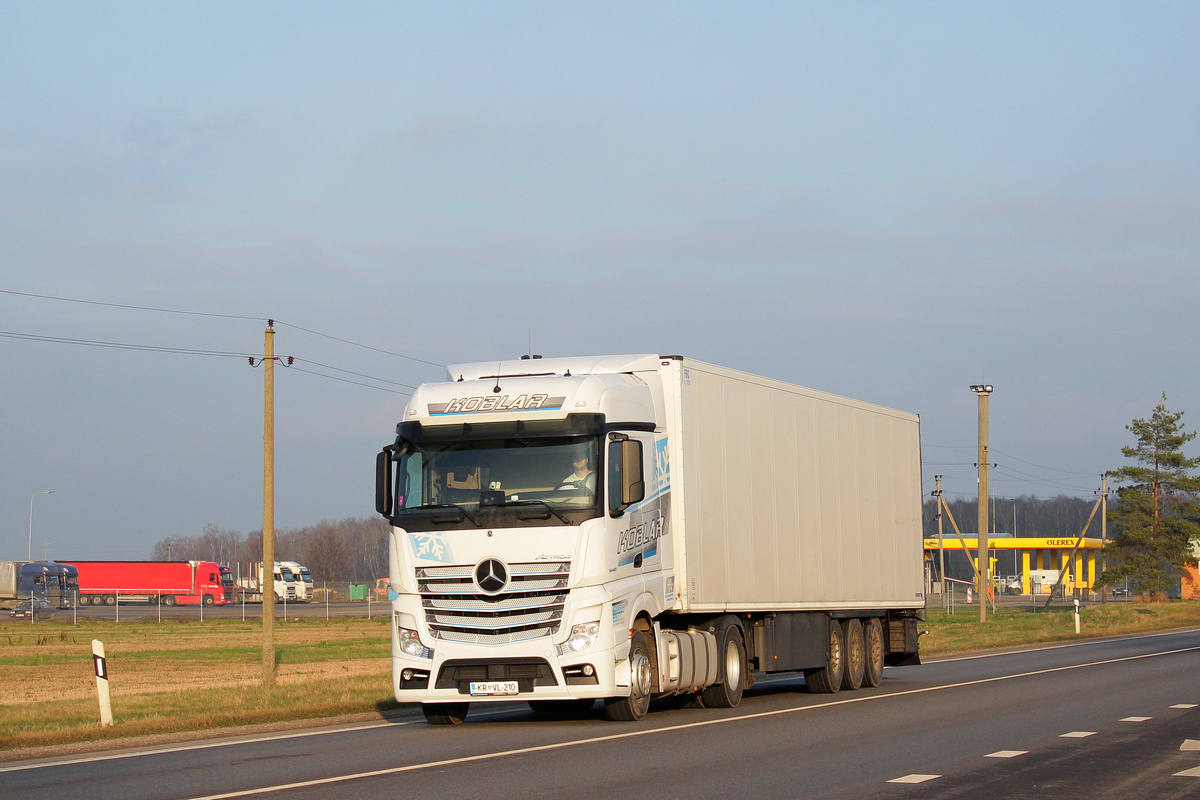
[888,774,941,784]
[1172,704,1199,709]
[1060,731,1097,738]
[1174,766,1200,777]
[984,750,1028,758]
[1121,716,1152,722]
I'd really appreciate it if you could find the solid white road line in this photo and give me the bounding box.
[0,721,406,774]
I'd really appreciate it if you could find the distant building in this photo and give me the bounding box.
[924,533,1104,595]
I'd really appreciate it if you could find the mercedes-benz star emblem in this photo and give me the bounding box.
[474,558,509,594]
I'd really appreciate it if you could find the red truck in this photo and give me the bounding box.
[60,560,234,606]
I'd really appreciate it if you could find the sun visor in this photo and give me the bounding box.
[403,372,655,428]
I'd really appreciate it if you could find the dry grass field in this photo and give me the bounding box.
[2,601,1197,756]
[0,616,398,752]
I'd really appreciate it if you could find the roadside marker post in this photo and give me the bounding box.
[1074,598,1081,635]
[92,639,114,727]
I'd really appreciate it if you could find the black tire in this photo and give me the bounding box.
[78,595,91,607]
[203,594,215,606]
[700,625,746,708]
[163,596,177,607]
[863,618,885,687]
[423,702,469,725]
[605,628,654,721]
[528,699,595,715]
[841,619,865,691]
[804,618,844,694]
[104,595,116,606]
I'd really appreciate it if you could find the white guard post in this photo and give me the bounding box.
[92,639,114,726]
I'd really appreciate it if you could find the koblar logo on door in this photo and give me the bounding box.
[428,395,566,415]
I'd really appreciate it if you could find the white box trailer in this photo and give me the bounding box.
[375,355,924,724]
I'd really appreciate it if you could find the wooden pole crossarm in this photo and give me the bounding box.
[939,496,984,585]
[1041,493,1103,611]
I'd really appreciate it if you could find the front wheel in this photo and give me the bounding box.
[605,628,654,721]
[202,594,215,606]
[700,625,746,708]
[423,702,469,725]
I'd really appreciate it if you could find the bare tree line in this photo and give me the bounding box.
[150,517,389,582]
[922,494,1103,540]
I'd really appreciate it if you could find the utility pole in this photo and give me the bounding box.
[1100,472,1108,600]
[263,322,275,685]
[250,321,290,686]
[934,476,946,610]
[970,384,993,622]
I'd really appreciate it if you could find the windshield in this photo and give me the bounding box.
[396,435,601,529]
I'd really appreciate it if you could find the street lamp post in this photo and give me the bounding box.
[969,385,992,623]
[28,491,55,562]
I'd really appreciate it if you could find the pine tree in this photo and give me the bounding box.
[1099,395,1200,598]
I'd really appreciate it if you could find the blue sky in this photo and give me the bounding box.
[2,2,1198,558]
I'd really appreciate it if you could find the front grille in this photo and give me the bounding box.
[416,561,569,644]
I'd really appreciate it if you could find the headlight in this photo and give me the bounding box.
[398,627,433,659]
[557,621,601,655]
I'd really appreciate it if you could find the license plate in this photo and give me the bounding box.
[470,681,519,696]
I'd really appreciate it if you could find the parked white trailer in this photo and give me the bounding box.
[375,355,924,724]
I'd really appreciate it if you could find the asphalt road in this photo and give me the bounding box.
[6,629,1200,800]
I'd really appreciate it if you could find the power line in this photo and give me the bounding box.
[0,329,413,394]
[0,330,255,358]
[287,365,412,395]
[0,289,261,321]
[0,288,445,368]
[292,358,417,390]
[989,448,1100,477]
[274,321,443,368]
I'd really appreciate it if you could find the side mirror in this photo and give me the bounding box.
[608,437,645,517]
[375,449,393,517]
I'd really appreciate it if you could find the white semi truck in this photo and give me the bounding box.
[279,561,313,601]
[375,355,924,724]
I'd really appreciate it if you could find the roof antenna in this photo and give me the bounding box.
[493,362,502,394]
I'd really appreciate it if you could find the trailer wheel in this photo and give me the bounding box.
[104,595,116,606]
[803,618,844,693]
[841,619,865,691]
[78,595,91,606]
[529,699,595,715]
[605,628,654,721]
[423,702,469,725]
[163,596,177,607]
[700,625,746,708]
[863,618,885,687]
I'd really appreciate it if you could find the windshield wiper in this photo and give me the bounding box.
[403,503,483,527]
[503,499,572,524]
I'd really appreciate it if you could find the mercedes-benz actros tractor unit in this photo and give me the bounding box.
[375,354,924,724]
